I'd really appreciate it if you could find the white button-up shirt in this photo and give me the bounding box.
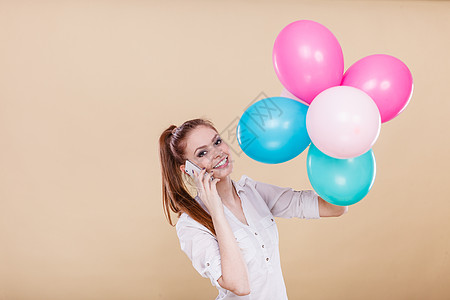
[176,175,321,299]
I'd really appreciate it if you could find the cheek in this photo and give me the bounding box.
[220,143,230,152]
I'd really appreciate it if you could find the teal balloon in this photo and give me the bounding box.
[306,143,376,206]
[236,97,311,164]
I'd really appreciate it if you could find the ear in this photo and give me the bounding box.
[180,164,185,174]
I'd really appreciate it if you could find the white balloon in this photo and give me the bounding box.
[306,86,381,159]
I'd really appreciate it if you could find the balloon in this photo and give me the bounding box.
[307,143,376,206]
[341,54,413,123]
[306,86,381,159]
[273,20,344,105]
[280,87,309,106]
[236,97,310,164]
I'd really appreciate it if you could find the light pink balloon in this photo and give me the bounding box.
[341,54,413,123]
[273,20,344,105]
[280,87,309,106]
[306,86,381,159]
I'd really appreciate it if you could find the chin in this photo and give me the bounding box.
[212,163,233,179]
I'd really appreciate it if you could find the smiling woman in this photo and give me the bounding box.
[158,117,348,299]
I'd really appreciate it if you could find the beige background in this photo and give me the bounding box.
[1,0,449,299]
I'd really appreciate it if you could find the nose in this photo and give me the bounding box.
[212,149,223,160]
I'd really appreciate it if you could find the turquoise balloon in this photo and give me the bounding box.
[306,143,376,206]
[236,97,311,164]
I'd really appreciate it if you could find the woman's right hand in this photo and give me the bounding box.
[193,168,224,216]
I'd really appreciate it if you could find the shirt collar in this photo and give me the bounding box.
[231,177,246,194]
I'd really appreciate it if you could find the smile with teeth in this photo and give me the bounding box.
[213,156,228,169]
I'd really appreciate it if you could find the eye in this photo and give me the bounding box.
[197,138,222,157]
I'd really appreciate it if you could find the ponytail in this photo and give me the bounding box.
[158,119,218,236]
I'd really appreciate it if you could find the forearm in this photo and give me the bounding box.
[211,210,250,294]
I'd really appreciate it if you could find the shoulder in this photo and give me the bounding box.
[236,174,257,188]
[238,175,275,194]
[175,212,197,230]
[175,212,214,238]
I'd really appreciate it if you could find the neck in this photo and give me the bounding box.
[216,175,238,207]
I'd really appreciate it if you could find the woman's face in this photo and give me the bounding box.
[180,125,233,179]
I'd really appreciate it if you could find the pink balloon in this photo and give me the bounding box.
[306,86,381,159]
[280,87,309,106]
[273,20,344,105]
[341,54,413,123]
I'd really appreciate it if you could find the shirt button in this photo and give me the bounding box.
[262,245,264,248]
[206,262,210,266]
[266,257,269,261]
[254,232,258,235]
[271,218,274,222]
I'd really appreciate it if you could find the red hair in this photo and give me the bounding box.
[158,118,218,236]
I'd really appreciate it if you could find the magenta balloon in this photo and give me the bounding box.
[273,20,344,105]
[280,87,309,106]
[341,54,413,123]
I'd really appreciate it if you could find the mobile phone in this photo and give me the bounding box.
[185,159,214,181]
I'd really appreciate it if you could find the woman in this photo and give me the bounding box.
[159,118,348,299]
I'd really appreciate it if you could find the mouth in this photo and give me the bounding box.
[213,156,229,169]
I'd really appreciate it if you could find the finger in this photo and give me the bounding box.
[195,168,205,177]
[211,177,220,189]
[209,178,220,198]
[193,169,205,191]
[193,170,200,185]
[199,168,206,180]
[198,169,206,182]
[202,170,211,184]
[203,171,214,191]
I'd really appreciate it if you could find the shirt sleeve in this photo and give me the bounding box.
[176,217,223,290]
[248,176,321,219]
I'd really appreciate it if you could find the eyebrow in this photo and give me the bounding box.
[194,134,219,155]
